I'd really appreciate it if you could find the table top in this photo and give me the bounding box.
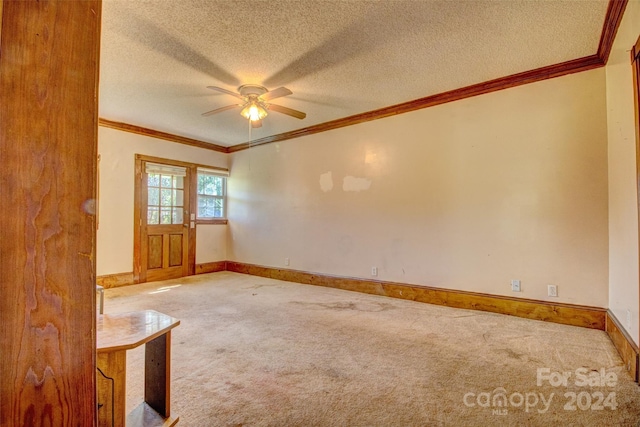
[97,310,180,353]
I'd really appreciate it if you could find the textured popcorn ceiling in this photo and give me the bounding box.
[99,0,609,147]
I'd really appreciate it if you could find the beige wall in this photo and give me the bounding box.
[195,224,227,264]
[97,127,228,275]
[228,68,609,307]
[606,0,640,346]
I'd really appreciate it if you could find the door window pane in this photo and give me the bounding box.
[148,187,159,206]
[147,207,159,224]
[160,189,172,206]
[148,173,160,187]
[173,189,184,207]
[160,207,172,224]
[173,175,184,189]
[160,175,172,188]
[172,208,183,224]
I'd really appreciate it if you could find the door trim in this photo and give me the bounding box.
[133,155,193,283]
[133,154,229,283]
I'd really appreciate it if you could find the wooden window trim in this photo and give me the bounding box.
[196,169,227,221]
[195,218,228,225]
[134,154,228,174]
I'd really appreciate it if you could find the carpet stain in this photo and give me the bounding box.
[290,301,397,312]
[224,381,244,392]
[243,284,275,290]
[498,348,526,360]
[323,367,345,379]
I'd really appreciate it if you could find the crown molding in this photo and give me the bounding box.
[228,54,603,153]
[98,118,228,153]
[597,0,628,64]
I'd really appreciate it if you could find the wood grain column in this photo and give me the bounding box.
[633,35,640,349]
[0,1,102,426]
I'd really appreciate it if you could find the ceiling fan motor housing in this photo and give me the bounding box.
[238,84,268,97]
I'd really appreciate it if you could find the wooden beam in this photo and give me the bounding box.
[0,0,101,425]
[633,35,640,351]
[0,1,4,48]
[99,118,229,154]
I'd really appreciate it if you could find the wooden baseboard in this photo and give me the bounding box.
[97,262,638,382]
[97,261,227,289]
[98,263,607,331]
[97,272,134,289]
[195,261,227,275]
[606,310,639,381]
[226,261,606,330]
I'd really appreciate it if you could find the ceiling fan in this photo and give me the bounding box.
[202,84,306,128]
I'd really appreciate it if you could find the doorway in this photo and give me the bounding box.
[134,155,193,283]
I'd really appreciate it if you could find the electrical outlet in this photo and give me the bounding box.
[511,280,521,292]
[548,285,558,297]
[371,267,378,276]
[285,258,290,266]
[627,309,632,331]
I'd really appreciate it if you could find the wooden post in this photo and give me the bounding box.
[0,1,102,425]
[145,332,172,417]
[633,36,640,351]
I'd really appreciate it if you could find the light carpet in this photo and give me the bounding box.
[103,271,640,426]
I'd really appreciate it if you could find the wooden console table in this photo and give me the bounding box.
[97,310,180,427]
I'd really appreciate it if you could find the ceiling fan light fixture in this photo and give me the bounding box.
[204,85,305,124]
[240,101,268,122]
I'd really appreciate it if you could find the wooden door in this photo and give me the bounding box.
[136,160,191,283]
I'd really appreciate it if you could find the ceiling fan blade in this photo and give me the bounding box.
[259,87,292,102]
[251,119,263,128]
[206,86,244,100]
[266,103,306,120]
[201,104,240,117]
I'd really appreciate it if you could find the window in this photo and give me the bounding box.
[197,168,227,219]
[146,163,186,225]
